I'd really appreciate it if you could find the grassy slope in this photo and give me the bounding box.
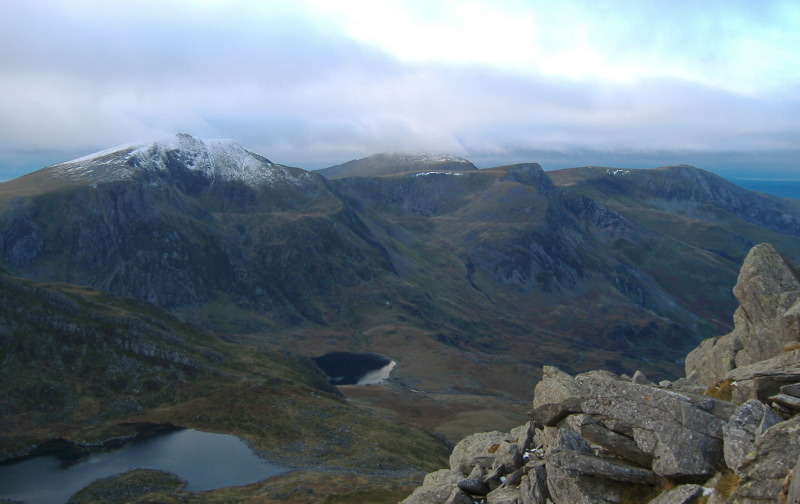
[0,271,450,502]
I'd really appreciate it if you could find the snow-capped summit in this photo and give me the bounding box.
[48,133,312,188]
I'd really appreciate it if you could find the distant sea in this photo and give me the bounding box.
[728,179,800,200]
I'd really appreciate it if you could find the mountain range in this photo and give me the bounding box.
[2,133,800,502]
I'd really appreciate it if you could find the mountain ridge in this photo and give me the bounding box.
[3,134,800,452]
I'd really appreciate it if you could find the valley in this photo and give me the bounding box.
[2,134,800,502]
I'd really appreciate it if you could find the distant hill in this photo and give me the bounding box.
[3,135,800,455]
[727,178,800,200]
[316,152,477,179]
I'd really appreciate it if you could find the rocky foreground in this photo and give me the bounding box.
[400,243,800,504]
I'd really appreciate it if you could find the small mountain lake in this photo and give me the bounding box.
[0,429,288,504]
[313,351,397,385]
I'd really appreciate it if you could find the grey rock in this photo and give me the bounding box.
[445,488,474,504]
[546,449,659,484]
[532,366,579,409]
[723,399,782,476]
[547,428,592,455]
[457,478,490,496]
[545,462,622,504]
[575,370,726,479]
[578,421,653,468]
[492,441,524,473]
[686,243,800,388]
[786,453,800,504]
[450,431,508,475]
[529,398,582,426]
[646,484,702,504]
[725,349,800,403]
[733,415,800,504]
[781,382,800,398]
[486,486,521,504]
[400,469,462,504]
[632,370,655,386]
[519,463,549,504]
[769,393,800,411]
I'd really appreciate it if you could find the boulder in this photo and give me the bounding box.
[449,431,508,475]
[444,488,474,504]
[732,415,800,503]
[519,463,549,504]
[723,399,781,476]
[400,469,462,504]
[486,486,521,504]
[785,453,800,504]
[565,414,653,467]
[546,449,659,484]
[532,366,579,409]
[646,484,702,504]
[575,370,726,479]
[686,243,800,387]
[545,462,624,504]
[725,349,800,404]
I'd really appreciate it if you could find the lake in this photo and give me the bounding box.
[0,429,288,504]
[313,351,397,385]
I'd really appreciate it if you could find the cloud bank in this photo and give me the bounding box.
[1,0,798,180]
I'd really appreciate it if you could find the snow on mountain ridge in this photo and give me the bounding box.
[50,134,313,188]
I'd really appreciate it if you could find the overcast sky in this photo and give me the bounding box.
[1,0,799,180]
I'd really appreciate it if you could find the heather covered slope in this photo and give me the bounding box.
[0,269,450,472]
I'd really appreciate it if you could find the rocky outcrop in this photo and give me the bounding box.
[686,243,800,389]
[401,243,800,504]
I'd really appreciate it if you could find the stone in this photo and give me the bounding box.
[786,453,800,504]
[725,349,800,404]
[573,418,653,468]
[732,415,800,503]
[519,463,549,504]
[547,428,592,455]
[575,370,726,479]
[781,382,800,398]
[493,441,524,473]
[449,431,508,475]
[546,449,659,484]
[723,399,782,476]
[646,484,702,504]
[529,398,582,426]
[457,478,490,496]
[486,486,521,504]
[400,469,462,504]
[532,366,579,409]
[545,462,622,504]
[769,393,800,411]
[685,243,800,388]
[445,488,474,504]
[632,370,655,386]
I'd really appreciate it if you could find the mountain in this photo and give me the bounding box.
[401,242,800,504]
[2,135,800,452]
[316,152,478,179]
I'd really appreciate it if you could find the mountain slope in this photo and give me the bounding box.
[0,268,450,474]
[317,152,477,179]
[3,138,800,447]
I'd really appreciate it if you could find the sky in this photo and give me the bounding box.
[1,0,799,181]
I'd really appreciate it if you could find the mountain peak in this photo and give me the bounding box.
[46,133,304,189]
[317,151,477,179]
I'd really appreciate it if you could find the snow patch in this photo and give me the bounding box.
[49,134,312,189]
[413,171,466,177]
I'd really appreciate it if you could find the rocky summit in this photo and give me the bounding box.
[401,243,800,504]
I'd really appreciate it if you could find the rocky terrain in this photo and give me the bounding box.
[400,243,800,504]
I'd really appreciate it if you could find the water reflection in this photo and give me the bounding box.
[0,429,287,504]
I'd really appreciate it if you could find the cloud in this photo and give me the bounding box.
[0,0,798,180]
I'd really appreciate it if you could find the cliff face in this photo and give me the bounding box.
[402,243,800,504]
